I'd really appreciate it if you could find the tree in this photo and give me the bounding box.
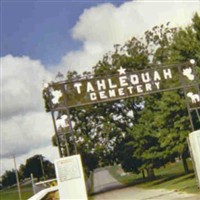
[171,13,200,65]
[156,91,191,173]
[165,12,200,172]
[126,14,200,175]
[25,155,44,181]
[25,155,55,181]
[2,170,16,187]
[43,159,56,179]
[19,164,28,181]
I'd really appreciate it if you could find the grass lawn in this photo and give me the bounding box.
[4,160,199,199]
[0,184,33,200]
[109,160,200,194]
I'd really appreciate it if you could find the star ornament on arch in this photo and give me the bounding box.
[117,66,126,75]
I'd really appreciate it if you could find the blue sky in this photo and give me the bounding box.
[1,0,124,66]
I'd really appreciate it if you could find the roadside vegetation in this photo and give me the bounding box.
[1,154,55,189]
[0,184,33,200]
[3,160,198,200]
[109,160,200,194]
[0,154,56,200]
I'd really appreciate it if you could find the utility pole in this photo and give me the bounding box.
[39,155,45,180]
[13,155,22,200]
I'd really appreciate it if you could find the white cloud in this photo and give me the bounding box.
[56,0,200,73]
[2,112,54,158]
[1,55,56,174]
[2,55,53,119]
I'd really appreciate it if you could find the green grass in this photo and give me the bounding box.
[0,184,33,200]
[4,161,198,199]
[109,160,200,194]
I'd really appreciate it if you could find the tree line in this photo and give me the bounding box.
[1,155,55,188]
[44,13,200,179]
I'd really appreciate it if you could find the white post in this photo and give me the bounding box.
[39,156,45,180]
[188,130,200,188]
[30,173,36,194]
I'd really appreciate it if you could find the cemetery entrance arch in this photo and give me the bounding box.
[43,60,200,157]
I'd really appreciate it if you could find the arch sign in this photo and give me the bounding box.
[43,60,200,138]
[44,60,200,111]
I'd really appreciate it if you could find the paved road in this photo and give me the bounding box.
[93,168,124,194]
[93,168,200,200]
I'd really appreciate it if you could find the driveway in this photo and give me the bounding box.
[93,168,124,194]
[93,168,199,200]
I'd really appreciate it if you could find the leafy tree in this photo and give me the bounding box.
[125,95,165,178]
[25,155,55,181]
[43,159,56,179]
[165,13,200,171]
[126,13,200,175]
[171,13,200,65]
[155,91,191,173]
[25,155,44,181]
[2,170,16,187]
[19,164,28,181]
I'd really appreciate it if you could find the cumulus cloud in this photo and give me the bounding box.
[2,55,53,119]
[1,55,55,161]
[56,0,200,73]
[2,112,54,158]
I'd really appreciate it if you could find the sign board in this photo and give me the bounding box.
[54,155,88,200]
[44,61,200,156]
[188,130,200,188]
[44,62,199,110]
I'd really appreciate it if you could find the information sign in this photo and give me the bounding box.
[55,155,88,200]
